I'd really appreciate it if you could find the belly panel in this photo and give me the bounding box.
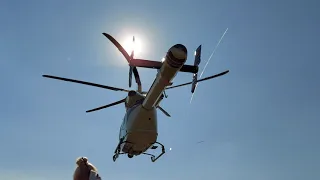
[120,105,158,155]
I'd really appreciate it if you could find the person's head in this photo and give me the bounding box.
[76,157,88,166]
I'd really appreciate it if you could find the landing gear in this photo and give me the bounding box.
[112,138,124,162]
[113,154,119,162]
[112,140,134,162]
[112,140,166,162]
[142,142,166,162]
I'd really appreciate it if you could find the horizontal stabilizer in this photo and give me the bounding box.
[130,59,198,73]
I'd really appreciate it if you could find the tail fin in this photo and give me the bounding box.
[190,28,229,103]
[191,45,202,93]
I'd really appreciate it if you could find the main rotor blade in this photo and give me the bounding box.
[42,75,130,92]
[102,33,131,64]
[165,70,229,90]
[129,66,133,87]
[86,98,126,113]
[132,67,141,86]
[103,33,142,90]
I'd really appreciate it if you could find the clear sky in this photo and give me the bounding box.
[1,0,319,179]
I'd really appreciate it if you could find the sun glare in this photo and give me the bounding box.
[122,36,142,57]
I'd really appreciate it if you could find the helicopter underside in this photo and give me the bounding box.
[121,130,157,155]
[113,136,166,162]
[113,105,166,162]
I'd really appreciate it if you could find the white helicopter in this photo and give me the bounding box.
[42,33,229,162]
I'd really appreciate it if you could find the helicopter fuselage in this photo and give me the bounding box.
[119,103,158,156]
[41,33,229,162]
[117,44,189,157]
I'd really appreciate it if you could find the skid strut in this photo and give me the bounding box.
[143,142,166,162]
[112,138,127,162]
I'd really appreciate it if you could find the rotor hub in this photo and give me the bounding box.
[128,90,137,96]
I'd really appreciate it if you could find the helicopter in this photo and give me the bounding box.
[42,33,229,162]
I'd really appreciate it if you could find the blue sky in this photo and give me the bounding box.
[1,0,319,179]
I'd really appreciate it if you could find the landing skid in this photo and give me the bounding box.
[143,142,166,162]
[112,141,166,162]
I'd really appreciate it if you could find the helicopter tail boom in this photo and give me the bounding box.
[142,44,188,110]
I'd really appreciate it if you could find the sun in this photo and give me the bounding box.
[122,36,142,57]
